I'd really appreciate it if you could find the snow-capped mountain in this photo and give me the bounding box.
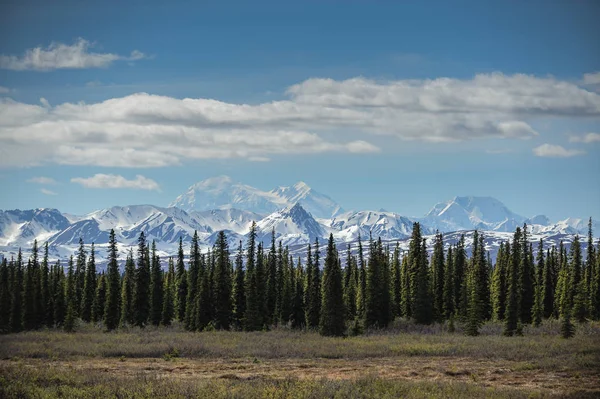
[169,176,343,218]
[256,203,327,246]
[325,210,428,242]
[423,196,527,232]
[1,184,597,266]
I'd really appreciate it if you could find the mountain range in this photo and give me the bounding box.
[1,176,597,265]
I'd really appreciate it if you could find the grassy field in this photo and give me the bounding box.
[1,320,599,398]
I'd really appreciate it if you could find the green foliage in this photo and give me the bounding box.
[232,241,245,329]
[91,273,106,324]
[150,241,163,326]
[161,258,176,326]
[212,231,232,330]
[103,229,120,331]
[80,243,96,323]
[175,237,187,322]
[304,240,321,329]
[408,223,433,325]
[319,234,345,336]
[133,233,150,328]
[119,250,135,327]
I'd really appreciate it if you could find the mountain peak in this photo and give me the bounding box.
[191,175,234,189]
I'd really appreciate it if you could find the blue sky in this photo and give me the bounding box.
[0,0,599,221]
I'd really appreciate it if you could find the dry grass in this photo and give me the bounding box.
[1,320,599,398]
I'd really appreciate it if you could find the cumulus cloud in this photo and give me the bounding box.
[532,144,585,158]
[569,132,600,144]
[40,188,57,196]
[0,72,598,167]
[27,176,57,185]
[0,38,148,71]
[71,174,160,190]
[583,72,600,85]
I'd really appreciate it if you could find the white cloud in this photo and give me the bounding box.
[583,71,600,85]
[27,176,57,185]
[0,72,598,167]
[0,86,10,94]
[0,38,147,71]
[40,188,57,196]
[532,144,585,158]
[569,132,600,144]
[71,174,160,191]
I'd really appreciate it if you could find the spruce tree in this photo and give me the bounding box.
[74,239,86,315]
[41,242,51,328]
[541,247,555,319]
[442,246,454,319]
[265,229,278,324]
[194,253,211,330]
[64,256,77,333]
[594,240,600,320]
[431,232,445,321]
[570,236,588,322]
[356,236,367,317]
[531,239,544,327]
[149,241,163,326]
[244,222,262,331]
[491,242,507,321]
[52,261,66,327]
[175,237,187,322]
[232,241,245,329]
[161,257,175,326]
[305,240,321,328]
[319,234,345,336]
[185,231,200,330]
[454,235,467,319]
[81,243,97,323]
[585,218,596,319]
[120,250,135,327]
[0,258,10,332]
[391,243,402,318]
[365,236,391,328]
[408,223,433,324]
[520,224,535,324]
[344,244,358,321]
[92,273,106,324]
[291,257,305,329]
[104,229,121,331]
[9,251,23,332]
[213,231,232,330]
[465,231,487,336]
[23,258,36,330]
[504,228,521,336]
[133,232,150,327]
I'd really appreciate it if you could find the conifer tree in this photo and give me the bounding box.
[52,261,66,327]
[555,242,569,317]
[0,258,10,332]
[561,307,575,338]
[442,246,454,319]
[149,241,163,326]
[244,222,262,331]
[542,247,555,319]
[185,231,200,330]
[104,229,120,331]
[194,254,212,330]
[454,235,467,319]
[520,225,535,324]
[355,237,367,319]
[491,242,507,321]
[305,239,321,328]
[213,231,232,330]
[344,244,358,320]
[291,257,305,329]
[41,242,51,328]
[279,250,293,324]
[175,237,187,322]
[9,251,23,332]
[504,228,521,336]
[365,236,391,328]
[594,240,600,320]
[23,258,36,330]
[570,236,588,322]
[274,241,285,324]
[232,241,245,329]
[265,229,278,324]
[465,232,487,336]
[391,243,402,318]
[64,256,77,333]
[161,257,175,326]
[74,239,86,315]
[92,273,106,324]
[400,251,410,318]
[585,218,595,318]
[255,242,267,327]
[531,239,544,327]
[408,223,433,324]
[120,250,135,326]
[431,232,445,321]
[319,234,345,336]
[133,232,150,327]
[81,243,97,323]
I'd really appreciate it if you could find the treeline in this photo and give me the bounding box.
[0,220,599,338]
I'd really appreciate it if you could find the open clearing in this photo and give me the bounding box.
[1,322,599,398]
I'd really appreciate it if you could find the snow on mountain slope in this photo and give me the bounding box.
[325,210,426,242]
[0,209,71,246]
[169,176,343,218]
[256,203,326,246]
[423,196,526,232]
[191,208,262,235]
